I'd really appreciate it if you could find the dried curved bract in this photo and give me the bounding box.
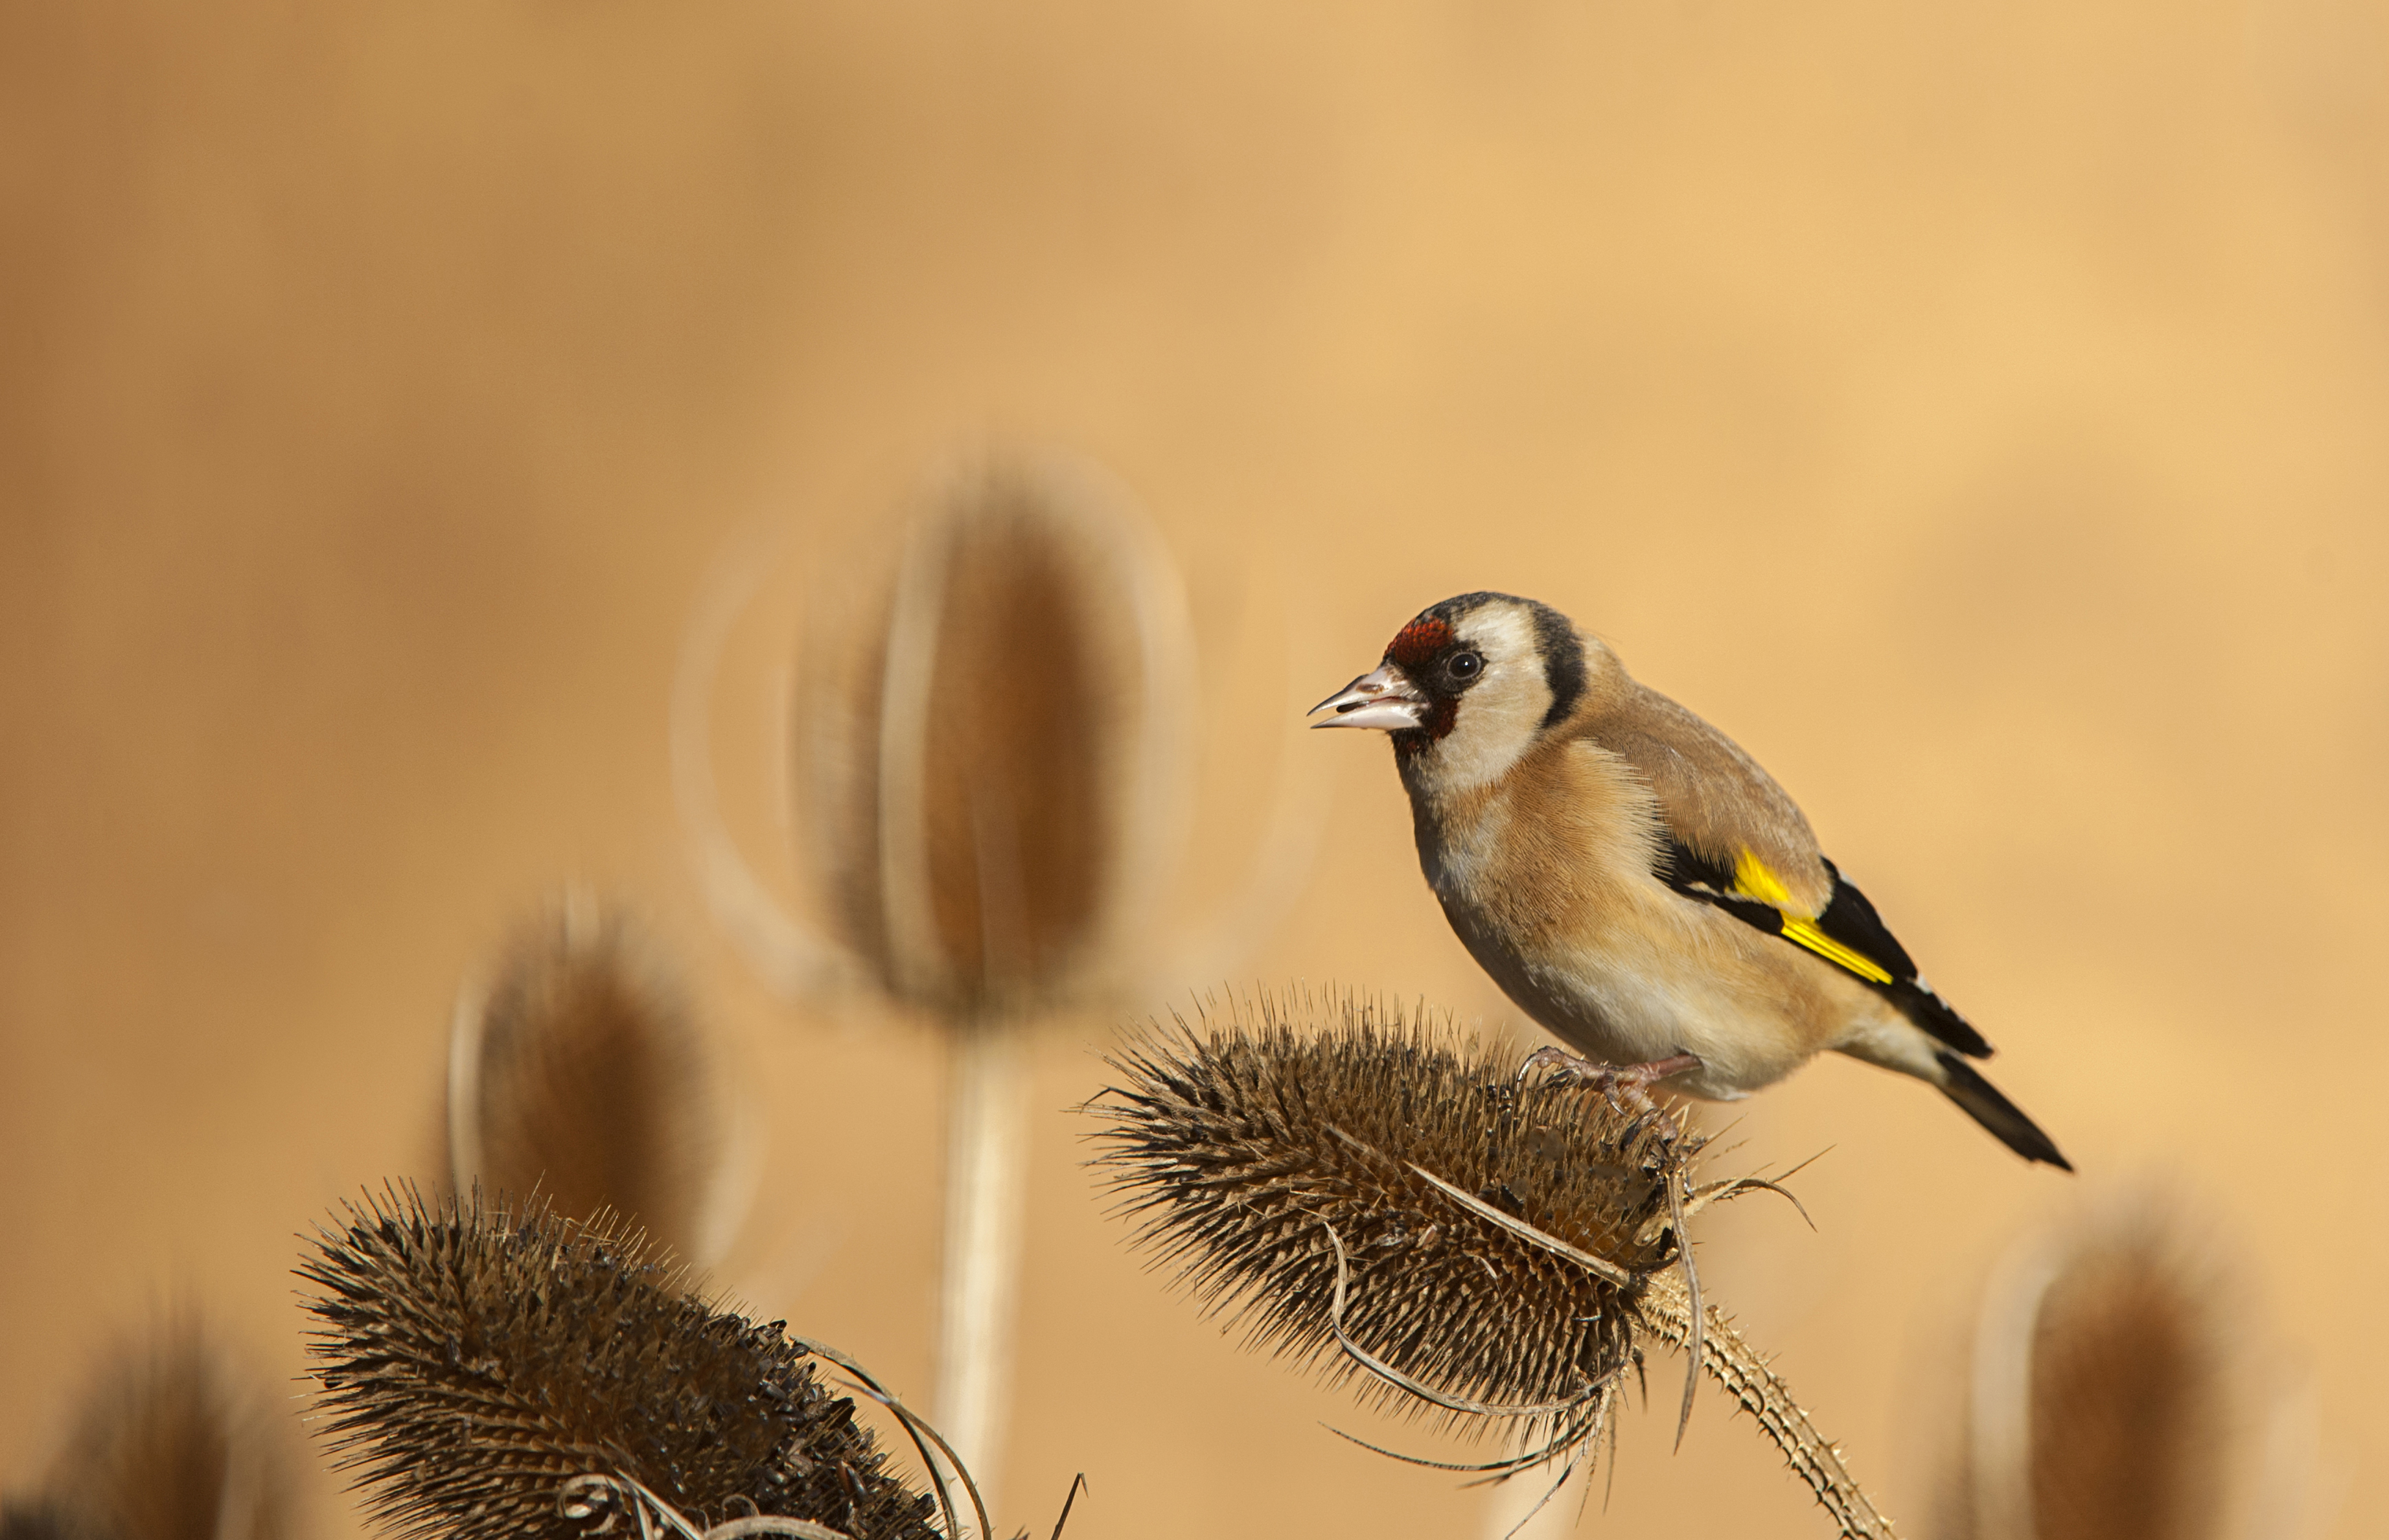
[804,454,1191,1018]
[670,517,854,1006]
[8,1316,296,1540]
[449,895,727,1262]
[1145,570,1337,997]
[1090,989,1895,1540]
[299,1188,945,1540]
[1937,1189,2257,1540]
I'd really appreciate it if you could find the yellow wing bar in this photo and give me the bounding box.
[1778,917,1895,983]
[1732,849,1895,985]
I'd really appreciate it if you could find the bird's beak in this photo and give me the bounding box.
[1308,662,1427,731]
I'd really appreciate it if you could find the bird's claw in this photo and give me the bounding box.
[1517,1046,1703,1142]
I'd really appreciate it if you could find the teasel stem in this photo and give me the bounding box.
[932,1019,1032,1491]
[1636,1273,1898,1540]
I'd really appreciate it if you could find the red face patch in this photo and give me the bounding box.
[1385,615,1453,671]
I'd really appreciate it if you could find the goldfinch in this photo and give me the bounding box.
[1311,592,2070,1169]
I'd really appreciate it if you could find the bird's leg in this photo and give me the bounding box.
[1518,1047,1702,1135]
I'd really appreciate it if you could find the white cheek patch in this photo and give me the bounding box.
[1420,606,1555,793]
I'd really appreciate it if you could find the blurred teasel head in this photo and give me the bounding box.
[448,894,736,1265]
[299,1188,950,1540]
[0,1316,297,1540]
[1934,1188,2273,1540]
[1088,991,1898,1539]
[803,454,1192,1020]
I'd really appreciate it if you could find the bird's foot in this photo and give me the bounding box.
[1517,1044,1707,1448]
[1518,1047,1702,1139]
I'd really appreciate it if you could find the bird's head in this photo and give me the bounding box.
[1309,592,1594,792]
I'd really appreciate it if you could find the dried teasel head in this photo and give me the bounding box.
[3,1315,297,1540]
[804,455,1189,1020]
[1096,992,1683,1418]
[448,895,732,1263]
[1935,1188,2259,1540]
[300,1188,954,1540]
[1091,991,1899,1540]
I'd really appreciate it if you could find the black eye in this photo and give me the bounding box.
[1446,650,1483,684]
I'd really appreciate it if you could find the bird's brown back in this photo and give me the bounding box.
[1571,676,1832,915]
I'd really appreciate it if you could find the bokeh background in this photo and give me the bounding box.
[5,3,2384,1535]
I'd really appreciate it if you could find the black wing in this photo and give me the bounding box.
[1659,842,1992,1059]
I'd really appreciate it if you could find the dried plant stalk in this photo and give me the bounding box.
[1091,989,1897,1539]
[932,1023,1030,1488]
[0,1316,297,1540]
[448,893,726,1263]
[299,1186,943,1540]
[1637,1276,1892,1538]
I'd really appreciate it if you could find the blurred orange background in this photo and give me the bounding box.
[3,3,2383,1536]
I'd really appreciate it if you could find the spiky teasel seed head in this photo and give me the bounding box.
[3,1316,297,1540]
[1091,991,1902,1540]
[299,1187,940,1540]
[1092,991,1692,1419]
[803,454,1188,1020]
[449,895,721,1259]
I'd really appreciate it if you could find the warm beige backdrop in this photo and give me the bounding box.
[4,3,2383,1536]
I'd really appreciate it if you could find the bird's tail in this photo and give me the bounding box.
[1936,1050,2072,1170]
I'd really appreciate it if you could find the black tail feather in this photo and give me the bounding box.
[1937,1051,2072,1170]
[1887,979,1992,1059]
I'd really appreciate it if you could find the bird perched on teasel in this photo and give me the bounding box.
[1311,591,2069,1169]
[1091,992,1897,1540]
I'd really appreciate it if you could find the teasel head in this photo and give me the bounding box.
[1091,989,1900,1540]
[299,1187,964,1540]
[448,893,744,1265]
[668,451,1309,1495]
[798,454,1192,1020]
[0,1315,298,1540]
[680,447,1330,1020]
[1933,1188,2272,1540]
